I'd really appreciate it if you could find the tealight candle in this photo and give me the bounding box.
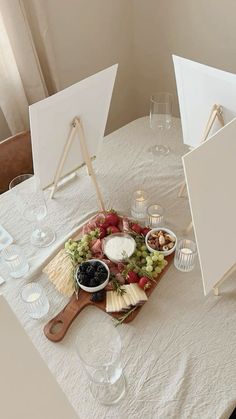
[21,283,49,319]
[174,239,197,272]
[146,204,164,228]
[131,190,148,219]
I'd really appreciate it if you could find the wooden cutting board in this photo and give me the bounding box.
[44,253,174,342]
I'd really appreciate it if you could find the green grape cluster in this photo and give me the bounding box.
[126,242,168,280]
[65,230,98,265]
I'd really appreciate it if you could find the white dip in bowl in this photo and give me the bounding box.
[103,233,136,263]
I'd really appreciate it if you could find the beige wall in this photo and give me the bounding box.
[132,0,236,118]
[2,0,236,139]
[26,0,136,134]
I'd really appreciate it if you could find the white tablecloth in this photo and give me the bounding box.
[0,117,235,419]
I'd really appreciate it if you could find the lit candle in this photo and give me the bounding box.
[26,292,40,303]
[131,190,148,218]
[174,239,197,273]
[180,247,193,265]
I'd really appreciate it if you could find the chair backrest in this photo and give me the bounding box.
[0,131,33,193]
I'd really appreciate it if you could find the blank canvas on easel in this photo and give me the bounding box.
[173,55,236,148]
[182,117,236,295]
[29,64,118,189]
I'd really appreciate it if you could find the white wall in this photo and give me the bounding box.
[132,0,236,118]
[2,0,236,140]
[26,0,136,134]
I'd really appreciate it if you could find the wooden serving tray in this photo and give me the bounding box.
[44,215,174,342]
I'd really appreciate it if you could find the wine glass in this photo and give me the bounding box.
[76,320,126,405]
[149,92,173,155]
[9,174,55,248]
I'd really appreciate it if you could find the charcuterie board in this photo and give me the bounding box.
[43,212,175,342]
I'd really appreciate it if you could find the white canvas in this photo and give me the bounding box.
[30,64,118,189]
[182,118,236,295]
[173,55,236,148]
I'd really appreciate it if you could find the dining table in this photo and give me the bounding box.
[0,116,235,419]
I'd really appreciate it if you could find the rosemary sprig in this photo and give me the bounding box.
[110,273,126,296]
[114,306,137,326]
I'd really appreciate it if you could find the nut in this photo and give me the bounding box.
[159,234,165,246]
[162,245,169,251]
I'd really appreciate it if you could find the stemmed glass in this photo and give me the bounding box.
[9,174,55,248]
[76,320,126,405]
[149,92,173,156]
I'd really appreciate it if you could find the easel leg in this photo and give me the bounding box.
[213,264,236,296]
[178,181,186,198]
[75,118,105,211]
[50,122,78,199]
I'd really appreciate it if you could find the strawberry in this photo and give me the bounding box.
[138,276,151,290]
[126,271,139,283]
[141,227,151,237]
[99,221,110,229]
[99,227,107,239]
[104,212,120,226]
[131,223,143,235]
[107,226,120,235]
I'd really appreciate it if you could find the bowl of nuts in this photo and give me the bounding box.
[145,228,177,256]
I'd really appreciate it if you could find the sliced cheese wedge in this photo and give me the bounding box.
[106,291,128,312]
[129,283,148,303]
[121,286,132,307]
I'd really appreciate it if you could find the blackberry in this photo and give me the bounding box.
[97,265,107,274]
[90,290,105,302]
[86,265,95,278]
[89,278,97,287]
[97,272,107,282]
[79,262,90,272]
[93,261,101,270]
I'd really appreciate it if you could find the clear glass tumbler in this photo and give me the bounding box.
[9,174,55,248]
[149,92,173,156]
[1,244,29,278]
[21,283,50,319]
[131,190,149,220]
[174,239,197,272]
[146,204,164,228]
[76,321,126,405]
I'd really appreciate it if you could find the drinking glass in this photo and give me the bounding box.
[174,239,197,272]
[1,244,29,278]
[76,321,126,405]
[9,174,55,248]
[149,92,173,155]
[146,204,164,227]
[21,283,49,319]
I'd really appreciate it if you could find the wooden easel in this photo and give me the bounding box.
[213,263,236,296]
[50,117,105,211]
[178,104,225,198]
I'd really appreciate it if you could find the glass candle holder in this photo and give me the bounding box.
[1,244,29,278]
[21,283,49,319]
[174,239,197,272]
[131,190,148,219]
[146,204,164,228]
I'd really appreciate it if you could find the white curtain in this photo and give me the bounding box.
[0,0,53,135]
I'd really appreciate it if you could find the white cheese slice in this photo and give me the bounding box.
[125,285,139,306]
[106,291,129,312]
[106,291,112,312]
[121,286,132,307]
[130,283,148,302]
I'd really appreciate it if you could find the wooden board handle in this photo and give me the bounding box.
[44,294,89,342]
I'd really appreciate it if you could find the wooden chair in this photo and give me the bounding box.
[0,131,33,194]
